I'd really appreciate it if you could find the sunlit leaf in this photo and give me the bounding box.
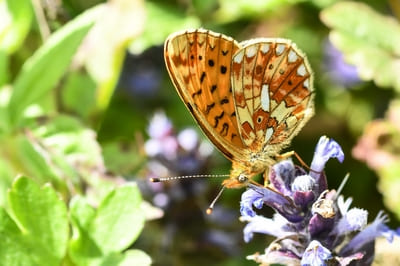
[69,184,146,266]
[215,0,306,23]
[79,0,146,112]
[320,2,400,91]
[0,0,33,54]
[0,177,69,266]
[7,6,99,128]
[129,1,200,53]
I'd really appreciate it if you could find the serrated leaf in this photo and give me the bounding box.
[7,6,100,128]
[69,184,146,266]
[0,177,69,266]
[320,2,400,91]
[90,184,144,253]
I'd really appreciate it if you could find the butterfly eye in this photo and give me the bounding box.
[238,174,248,183]
[257,116,263,124]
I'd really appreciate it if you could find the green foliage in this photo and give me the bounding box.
[69,184,149,266]
[0,0,150,264]
[0,177,149,266]
[129,1,200,53]
[0,0,33,54]
[321,2,400,92]
[0,0,399,265]
[7,7,96,128]
[0,176,68,266]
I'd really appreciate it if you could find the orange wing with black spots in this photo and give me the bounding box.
[164,29,314,189]
[164,29,247,161]
[231,39,314,155]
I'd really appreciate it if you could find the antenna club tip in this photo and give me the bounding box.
[150,178,160,183]
[206,208,213,215]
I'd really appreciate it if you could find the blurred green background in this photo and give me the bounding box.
[1,0,400,265]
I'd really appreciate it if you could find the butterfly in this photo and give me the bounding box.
[164,29,314,189]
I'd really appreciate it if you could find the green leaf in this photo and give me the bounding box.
[101,250,152,266]
[320,2,400,91]
[129,1,200,53]
[215,0,307,23]
[61,72,97,119]
[91,184,144,253]
[0,177,69,266]
[69,184,146,265]
[0,208,33,266]
[7,6,99,128]
[0,0,33,54]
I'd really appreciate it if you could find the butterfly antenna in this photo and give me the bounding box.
[150,174,230,183]
[206,185,226,215]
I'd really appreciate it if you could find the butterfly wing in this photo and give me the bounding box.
[231,39,314,154]
[164,29,248,161]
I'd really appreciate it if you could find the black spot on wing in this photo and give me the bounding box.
[214,111,224,128]
[220,97,229,105]
[191,89,202,98]
[220,123,229,136]
[220,66,227,74]
[200,72,206,83]
[205,102,215,115]
[210,85,217,93]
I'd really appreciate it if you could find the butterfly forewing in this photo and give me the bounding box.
[231,39,314,154]
[164,29,246,161]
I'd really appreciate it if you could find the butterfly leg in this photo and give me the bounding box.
[276,150,320,175]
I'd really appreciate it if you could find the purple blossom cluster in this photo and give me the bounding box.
[144,111,214,207]
[240,136,399,265]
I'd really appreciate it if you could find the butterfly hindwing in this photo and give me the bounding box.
[231,39,314,154]
[164,29,247,161]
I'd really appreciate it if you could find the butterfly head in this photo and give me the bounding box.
[222,166,250,189]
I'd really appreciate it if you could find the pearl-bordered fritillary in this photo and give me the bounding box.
[164,29,314,189]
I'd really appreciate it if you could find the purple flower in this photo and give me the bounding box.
[144,111,214,208]
[340,211,400,256]
[310,136,344,177]
[301,240,332,266]
[241,136,399,266]
[323,39,361,87]
[241,214,292,243]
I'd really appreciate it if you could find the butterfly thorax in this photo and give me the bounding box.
[222,152,276,188]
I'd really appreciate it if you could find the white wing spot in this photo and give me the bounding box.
[303,78,310,89]
[288,50,298,63]
[234,50,245,64]
[261,44,270,54]
[276,44,286,56]
[265,127,274,142]
[245,46,257,58]
[261,84,270,111]
[297,63,306,76]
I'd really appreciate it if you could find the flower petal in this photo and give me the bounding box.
[247,184,304,222]
[269,159,296,195]
[310,136,344,179]
[335,208,368,236]
[241,215,289,242]
[301,240,332,266]
[340,211,399,256]
[240,189,264,217]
